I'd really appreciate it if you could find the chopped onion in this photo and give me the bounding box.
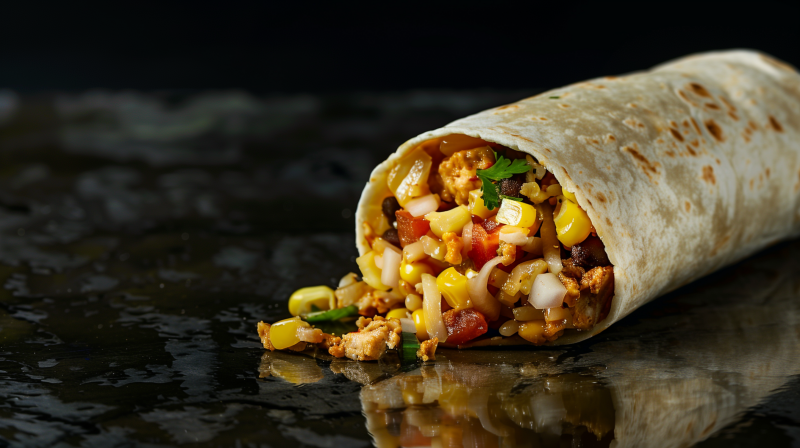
[399,317,416,333]
[402,241,426,263]
[338,272,358,288]
[521,236,543,256]
[499,229,529,246]
[381,249,402,289]
[466,256,502,321]
[529,272,567,309]
[539,202,563,275]
[374,254,383,269]
[462,221,473,260]
[405,194,440,217]
[421,273,448,342]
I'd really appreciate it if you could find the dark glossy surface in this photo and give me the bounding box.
[1,91,799,447]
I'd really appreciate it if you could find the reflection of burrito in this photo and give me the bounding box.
[350,50,800,346]
[359,241,800,447]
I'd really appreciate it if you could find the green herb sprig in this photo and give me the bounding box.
[476,152,530,210]
[305,305,359,323]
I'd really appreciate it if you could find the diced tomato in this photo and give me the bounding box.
[469,218,501,270]
[443,308,488,345]
[396,209,431,247]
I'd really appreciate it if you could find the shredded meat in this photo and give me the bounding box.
[442,232,463,265]
[558,259,584,306]
[436,147,495,205]
[328,316,402,361]
[296,326,324,343]
[499,242,516,266]
[417,338,439,361]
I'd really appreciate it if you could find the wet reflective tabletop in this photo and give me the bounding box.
[1,90,799,447]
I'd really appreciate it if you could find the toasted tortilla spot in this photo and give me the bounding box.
[750,179,755,190]
[665,150,676,157]
[748,120,759,130]
[628,103,638,108]
[742,132,751,143]
[766,168,771,178]
[690,117,702,134]
[605,134,616,143]
[728,111,739,120]
[596,192,607,203]
[621,145,659,175]
[689,83,711,97]
[709,234,731,257]
[704,119,724,141]
[605,217,612,226]
[669,128,685,141]
[559,104,570,108]
[677,90,697,106]
[686,145,697,156]
[685,201,691,212]
[623,117,646,130]
[702,166,716,185]
[540,117,548,121]
[682,119,690,127]
[769,116,784,132]
[705,102,720,110]
[495,104,519,112]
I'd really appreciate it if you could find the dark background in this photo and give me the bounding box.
[2,1,798,93]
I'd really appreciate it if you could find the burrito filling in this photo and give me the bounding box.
[261,134,614,359]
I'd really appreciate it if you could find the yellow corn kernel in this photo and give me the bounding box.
[356,251,390,291]
[399,260,434,285]
[496,199,538,228]
[425,206,471,238]
[288,285,335,316]
[397,279,414,297]
[412,309,428,340]
[405,293,423,311]
[517,319,547,344]
[269,317,310,350]
[521,182,562,204]
[554,199,592,247]
[468,189,496,219]
[513,305,545,321]
[562,188,577,203]
[436,267,472,310]
[386,308,410,319]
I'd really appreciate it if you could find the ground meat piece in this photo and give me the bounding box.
[382,229,401,247]
[257,321,274,351]
[560,258,586,279]
[498,173,526,198]
[544,320,566,340]
[571,236,611,268]
[499,241,516,266]
[296,326,324,343]
[558,273,582,306]
[318,333,341,350]
[417,338,439,361]
[442,232,463,265]
[329,316,403,361]
[382,196,402,223]
[571,266,614,330]
[436,147,495,205]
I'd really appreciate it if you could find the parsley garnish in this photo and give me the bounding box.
[549,96,560,99]
[476,152,530,210]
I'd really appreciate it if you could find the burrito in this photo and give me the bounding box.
[259,50,800,357]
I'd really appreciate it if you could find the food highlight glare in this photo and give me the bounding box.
[258,134,613,362]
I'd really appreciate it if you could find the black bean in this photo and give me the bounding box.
[382,197,401,222]
[498,173,526,198]
[382,229,401,247]
[571,236,611,268]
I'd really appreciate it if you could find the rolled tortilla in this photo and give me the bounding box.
[355,50,800,344]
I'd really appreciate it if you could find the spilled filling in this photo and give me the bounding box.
[260,134,614,360]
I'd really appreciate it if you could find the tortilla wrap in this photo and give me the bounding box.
[355,50,800,344]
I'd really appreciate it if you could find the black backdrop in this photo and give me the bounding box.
[2,1,798,93]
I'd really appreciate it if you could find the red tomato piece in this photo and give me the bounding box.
[395,209,431,247]
[469,219,501,270]
[442,308,488,345]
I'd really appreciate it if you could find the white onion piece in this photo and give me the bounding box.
[402,241,426,262]
[499,230,529,246]
[521,236,543,255]
[539,202,563,275]
[399,317,416,333]
[381,249,402,289]
[405,194,439,217]
[421,274,448,342]
[462,221,473,259]
[529,272,567,309]
[338,272,358,288]
[466,256,502,321]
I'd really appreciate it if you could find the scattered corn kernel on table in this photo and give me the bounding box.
[1,90,799,447]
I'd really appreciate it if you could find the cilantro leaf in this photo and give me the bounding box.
[500,195,523,201]
[477,154,531,210]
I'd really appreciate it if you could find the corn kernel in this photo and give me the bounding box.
[269,317,310,350]
[425,206,472,238]
[499,319,520,336]
[399,260,434,285]
[513,305,545,321]
[405,293,423,311]
[553,199,592,247]
[517,319,547,344]
[412,309,428,340]
[496,200,538,228]
[468,189,496,219]
[436,267,472,310]
[386,308,410,319]
[356,251,390,291]
[562,188,577,203]
[288,285,335,316]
